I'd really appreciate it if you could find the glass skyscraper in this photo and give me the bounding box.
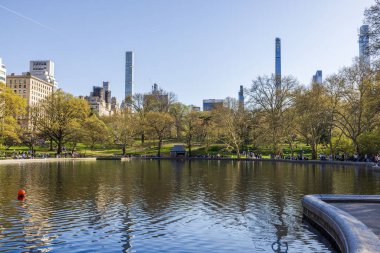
[238,85,244,109]
[275,38,281,88]
[125,51,134,100]
[312,70,323,84]
[359,25,370,65]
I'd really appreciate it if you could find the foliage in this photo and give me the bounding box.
[106,109,138,155]
[0,83,26,148]
[83,115,109,150]
[34,90,90,154]
[247,75,299,154]
[145,111,174,157]
[182,111,203,156]
[293,83,329,159]
[364,0,380,57]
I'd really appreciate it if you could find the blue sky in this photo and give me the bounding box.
[0,0,375,106]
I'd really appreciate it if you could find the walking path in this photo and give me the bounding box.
[331,202,380,239]
[302,195,380,253]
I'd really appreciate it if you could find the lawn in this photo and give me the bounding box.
[0,139,332,159]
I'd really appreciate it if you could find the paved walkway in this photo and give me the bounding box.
[331,202,380,239]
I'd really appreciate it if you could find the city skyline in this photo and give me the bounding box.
[0,0,375,106]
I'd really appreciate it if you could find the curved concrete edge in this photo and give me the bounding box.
[302,194,380,253]
[318,194,380,203]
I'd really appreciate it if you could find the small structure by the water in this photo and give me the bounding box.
[170,145,187,157]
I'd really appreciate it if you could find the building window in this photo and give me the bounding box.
[10,80,12,84]
[24,85,26,88]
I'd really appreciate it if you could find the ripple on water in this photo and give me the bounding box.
[0,160,354,252]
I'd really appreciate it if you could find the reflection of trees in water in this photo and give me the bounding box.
[1,160,380,251]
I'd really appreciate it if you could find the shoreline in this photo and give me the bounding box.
[0,157,97,165]
[138,156,376,166]
[0,156,376,167]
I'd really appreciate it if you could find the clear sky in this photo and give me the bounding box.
[0,0,375,106]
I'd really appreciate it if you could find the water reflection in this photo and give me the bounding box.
[0,160,379,252]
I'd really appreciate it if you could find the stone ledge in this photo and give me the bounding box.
[302,194,380,253]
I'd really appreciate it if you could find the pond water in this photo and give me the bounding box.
[0,160,379,252]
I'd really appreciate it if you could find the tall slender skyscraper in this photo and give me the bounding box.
[275,38,281,87]
[125,51,134,100]
[359,25,370,65]
[238,85,244,109]
[312,70,323,84]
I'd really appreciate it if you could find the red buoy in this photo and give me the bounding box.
[18,189,26,201]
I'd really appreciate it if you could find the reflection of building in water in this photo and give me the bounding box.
[171,160,185,170]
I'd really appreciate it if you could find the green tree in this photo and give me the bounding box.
[198,112,217,154]
[213,106,253,158]
[294,83,329,159]
[35,90,90,155]
[0,83,26,148]
[364,0,380,57]
[83,115,109,150]
[106,109,137,156]
[21,106,42,153]
[146,112,174,157]
[65,121,85,154]
[182,111,203,156]
[169,102,187,139]
[247,75,299,155]
[332,60,380,156]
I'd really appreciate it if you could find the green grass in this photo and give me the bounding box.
[0,139,332,158]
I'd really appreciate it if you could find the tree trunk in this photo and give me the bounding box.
[176,124,180,139]
[289,142,294,158]
[236,146,240,158]
[57,140,62,155]
[157,138,162,157]
[71,142,77,154]
[187,134,192,157]
[49,138,53,151]
[329,138,334,159]
[353,139,360,158]
[122,145,126,156]
[141,133,145,145]
[311,142,317,160]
